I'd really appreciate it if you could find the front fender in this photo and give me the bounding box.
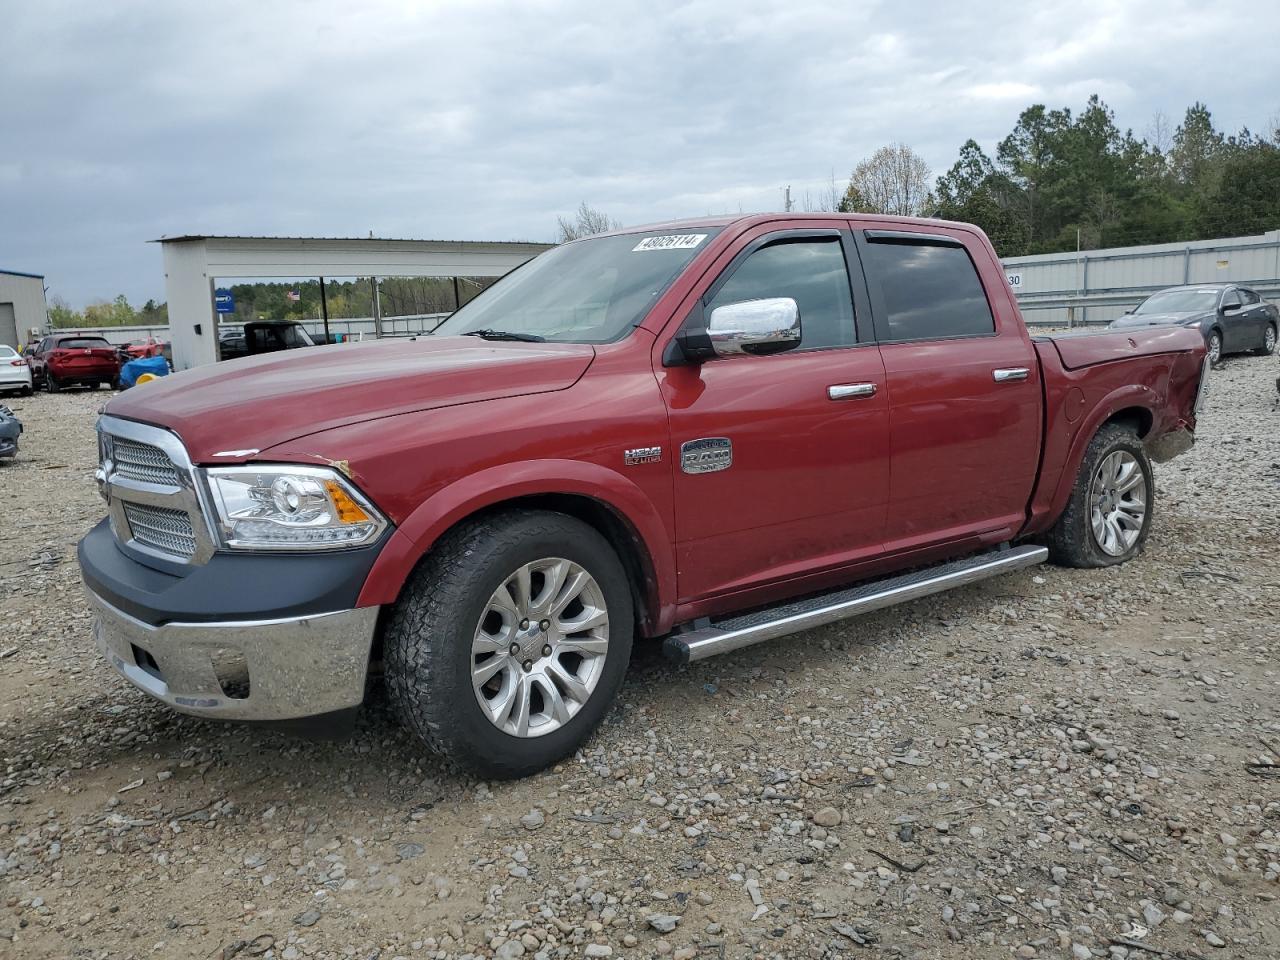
[355,459,677,632]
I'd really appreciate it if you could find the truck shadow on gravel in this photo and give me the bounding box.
[6,567,1047,803]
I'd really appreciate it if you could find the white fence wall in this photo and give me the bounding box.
[55,314,451,347]
[1004,229,1280,326]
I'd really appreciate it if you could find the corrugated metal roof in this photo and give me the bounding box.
[152,234,550,246]
[0,267,44,279]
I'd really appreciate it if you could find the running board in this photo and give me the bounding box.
[664,545,1048,663]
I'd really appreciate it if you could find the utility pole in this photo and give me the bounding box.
[783,185,793,212]
[319,276,331,344]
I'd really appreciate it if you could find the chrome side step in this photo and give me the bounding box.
[664,545,1048,663]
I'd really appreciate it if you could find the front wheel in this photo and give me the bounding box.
[1207,329,1223,364]
[1045,423,1153,568]
[384,510,634,779]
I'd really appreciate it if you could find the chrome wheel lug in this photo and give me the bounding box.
[509,643,520,656]
[542,644,553,658]
[539,619,550,631]
[522,659,533,672]
[519,618,530,630]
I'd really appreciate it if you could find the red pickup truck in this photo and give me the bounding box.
[79,214,1207,778]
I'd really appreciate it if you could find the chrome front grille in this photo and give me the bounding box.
[122,502,197,559]
[99,416,215,565]
[111,437,182,486]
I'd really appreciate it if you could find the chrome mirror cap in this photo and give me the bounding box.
[706,297,801,357]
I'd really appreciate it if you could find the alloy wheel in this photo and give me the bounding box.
[1089,450,1147,557]
[470,557,610,738]
[1208,332,1222,363]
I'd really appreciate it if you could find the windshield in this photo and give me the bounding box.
[433,229,721,343]
[1135,289,1219,314]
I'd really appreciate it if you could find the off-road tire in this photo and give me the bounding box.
[1045,423,1154,568]
[383,510,634,779]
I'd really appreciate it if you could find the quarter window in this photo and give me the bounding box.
[1239,288,1260,305]
[707,237,855,350]
[864,239,995,342]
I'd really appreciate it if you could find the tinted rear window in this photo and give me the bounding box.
[58,337,112,349]
[864,239,995,342]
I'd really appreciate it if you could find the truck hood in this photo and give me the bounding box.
[105,336,595,460]
[1109,311,1209,329]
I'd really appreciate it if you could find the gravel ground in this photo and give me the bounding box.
[1,353,1278,960]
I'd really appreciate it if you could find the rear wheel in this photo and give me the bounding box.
[45,373,61,393]
[384,510,634,779]
[1256,323,1276,356]
[1045,423,1153,568]
[88,381,101,390]
[1207,329,1223,363]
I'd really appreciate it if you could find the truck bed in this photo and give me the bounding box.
[1032,325,1204,370]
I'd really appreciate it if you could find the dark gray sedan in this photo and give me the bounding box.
[1109,283,1278,363]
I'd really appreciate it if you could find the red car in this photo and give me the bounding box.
[29,333,122,392]
[122,337,168,360]
[79,214,1207,778]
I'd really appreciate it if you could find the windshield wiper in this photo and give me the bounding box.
[461,329,546,342]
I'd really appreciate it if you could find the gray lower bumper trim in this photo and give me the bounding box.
[86,586,378,721]
[1146,428,1194,464]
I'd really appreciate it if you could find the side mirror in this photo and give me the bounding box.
[1221,303,1241,314]
[705,298,801,357]
[1123,308,1135,315]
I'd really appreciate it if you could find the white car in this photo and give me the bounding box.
[0,344,33,395]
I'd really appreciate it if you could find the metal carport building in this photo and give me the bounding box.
[156,235,551,370]
[0,267,48,349]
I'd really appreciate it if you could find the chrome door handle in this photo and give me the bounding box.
[992,367,1030,382]
[828,382,877,400]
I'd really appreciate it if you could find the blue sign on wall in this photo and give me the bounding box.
[214,288,235,314]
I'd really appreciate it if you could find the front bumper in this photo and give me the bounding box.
[87,586,379,721]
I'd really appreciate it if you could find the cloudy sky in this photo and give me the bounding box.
[3,0,1278,307]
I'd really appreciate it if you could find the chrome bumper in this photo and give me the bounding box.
[86,587,378,721]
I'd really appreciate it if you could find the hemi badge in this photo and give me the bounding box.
[624,446,663,466]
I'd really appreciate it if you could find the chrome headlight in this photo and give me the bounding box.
[204,465,388,550]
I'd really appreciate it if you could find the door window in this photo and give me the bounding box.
[863,238,995,342]
[707,237,855,350]
[1221,289,1243,310]
[1239,288,1260,305]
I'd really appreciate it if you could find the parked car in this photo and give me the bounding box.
[1109,283,1278,363]
[0,404,21,459]
[218,320,315,361]
[120,337,168,361]
[0,344,33,395]
[29,333,122,392]
[79,214,1208,779]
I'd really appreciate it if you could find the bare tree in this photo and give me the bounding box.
[1146,110,1173,155]
[842,143,933,216]
[556,202,622,242]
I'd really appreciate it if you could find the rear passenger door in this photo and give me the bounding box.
[854,226,1042,552]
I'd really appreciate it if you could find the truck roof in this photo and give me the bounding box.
[587,211,981,240]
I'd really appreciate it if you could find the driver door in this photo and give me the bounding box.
[656,225,890,608]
